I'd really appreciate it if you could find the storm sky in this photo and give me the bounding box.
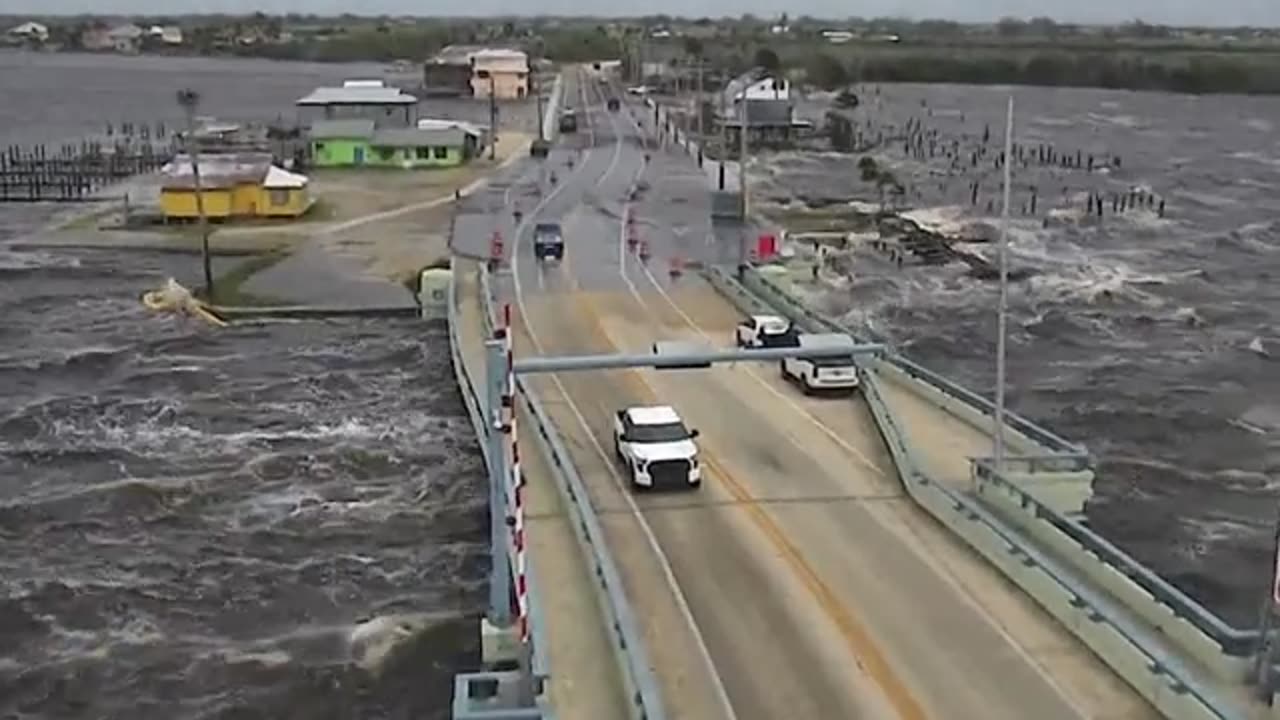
[4,0,1277,27]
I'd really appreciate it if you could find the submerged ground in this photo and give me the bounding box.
[758,82,1280,625]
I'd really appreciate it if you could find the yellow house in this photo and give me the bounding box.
[159,153,311,222]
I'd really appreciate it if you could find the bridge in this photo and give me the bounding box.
[443,66,1280,720]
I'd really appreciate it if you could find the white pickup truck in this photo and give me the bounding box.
[612,405,702,489]
[780,333,861,395]
[735,314,797,348]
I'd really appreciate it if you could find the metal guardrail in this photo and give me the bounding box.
[859,371,1241,720]
[447,261,552,700]
[725,266,1090,459]
[971,456,1258,656]
[477,267,668,720]
[708,265,1263,658]
[976,453,1092,474]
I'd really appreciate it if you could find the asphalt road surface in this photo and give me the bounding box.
[454,66,1155,720]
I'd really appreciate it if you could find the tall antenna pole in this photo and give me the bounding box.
[738,91,748,217]
[994,95,1014,472]
[696,54,704,141]
[718,69,727,190]
[489,75,498,160]
[177,89,213,300]
[531,54,544,142]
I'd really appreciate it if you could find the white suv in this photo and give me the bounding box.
[612,405,702,489]
[780,333,861,395]
[735,314,797,349]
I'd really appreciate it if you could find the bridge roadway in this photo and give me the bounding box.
[454,68,1155,719]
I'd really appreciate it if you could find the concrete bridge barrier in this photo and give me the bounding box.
[704,264,1252,720]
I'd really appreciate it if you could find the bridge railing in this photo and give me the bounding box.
[718,265,1089,458]
[704,264,1253,718]
[477,266,668,720]
[448,260,553,719]
[859,371,1242,720]
[704,264,1263,660]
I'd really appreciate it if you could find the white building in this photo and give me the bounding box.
[723,72,791,104]
[146,25,184,45]
[7,21,49,43]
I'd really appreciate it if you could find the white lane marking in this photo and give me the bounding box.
[616,91,1092,719]
[607,93,885,477]
[512,68,740,720]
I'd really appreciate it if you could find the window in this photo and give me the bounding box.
[433,146,448,159]
[315,142,326,150]
[269,189,290,206]
[626,421,690,443]
[475,69,490,79]
[377,147,395,161]
[416,146,431,159]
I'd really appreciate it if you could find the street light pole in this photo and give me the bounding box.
[738,92,749,219]
[177,89,213,300]
[489,75,498,160]
[718,71,727,190]
[994,95,1014,472]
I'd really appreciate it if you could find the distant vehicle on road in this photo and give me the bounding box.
[780,333,860,395]
[613,405,702,490]
[735,314,798,349]
[607,97,620,112]
[532,222,564,261]
[559,109,578,133]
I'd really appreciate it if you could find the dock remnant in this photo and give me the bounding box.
[1,139,174,202]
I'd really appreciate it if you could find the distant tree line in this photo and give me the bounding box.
[754,47,1280,95]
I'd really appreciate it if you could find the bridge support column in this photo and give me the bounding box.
[482,338,518,667]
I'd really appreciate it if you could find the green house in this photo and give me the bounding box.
[308,119,477,169]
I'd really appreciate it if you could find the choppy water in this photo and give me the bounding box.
[772,83,1280,625]
[1,53,487,718]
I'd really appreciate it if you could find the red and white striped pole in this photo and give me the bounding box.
[499,304,529,644]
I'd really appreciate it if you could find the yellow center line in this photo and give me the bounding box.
[566,294,930,720]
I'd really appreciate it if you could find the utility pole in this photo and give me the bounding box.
[994,95,1014,472]
[532,64,544,142]
[738,92,749,219]
[718,71,728,191]
[489,75,498,160]
[177,89,213,300]
[696,55,704,140]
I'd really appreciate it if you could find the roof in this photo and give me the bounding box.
[263,166,308,189]
[160,153,273,190]
[432,44,487,64]
[9,22,48,35]
[723,70,789,105]
[797,333,858,351]
[296,86,418,106]
[753,314,789,326]
[309,119,376,139]
[371,127,467,148]
[431,44,522,65]
[107,24,143,39]
[417,118,485,137]
[626,406,682,426]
